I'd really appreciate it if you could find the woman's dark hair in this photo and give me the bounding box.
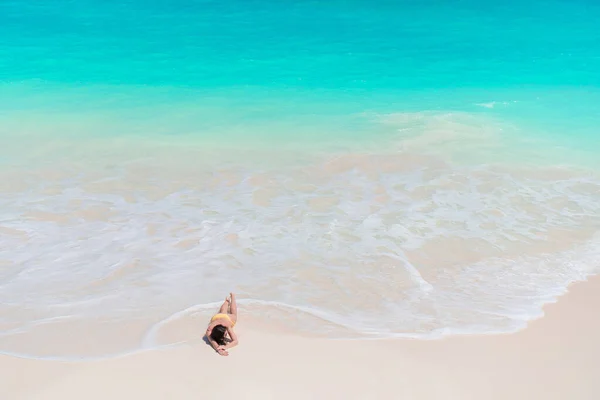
[210,324,227,346]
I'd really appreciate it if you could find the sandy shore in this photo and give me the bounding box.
[3,275,600,400]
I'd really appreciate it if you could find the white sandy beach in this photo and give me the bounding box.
[3,275,599,400]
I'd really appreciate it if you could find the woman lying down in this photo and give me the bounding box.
[206,293,239,356]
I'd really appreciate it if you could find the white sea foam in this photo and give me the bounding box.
[475,101,518,109]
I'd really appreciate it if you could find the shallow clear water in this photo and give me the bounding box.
[1,0,600,359]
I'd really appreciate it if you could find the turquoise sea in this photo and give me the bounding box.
[1,0,600,359]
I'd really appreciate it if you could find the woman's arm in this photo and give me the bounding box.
[205,327,215,347]
[205,326,219,350]
[223,328,239,349]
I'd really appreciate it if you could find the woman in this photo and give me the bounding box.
[206,293,239,356]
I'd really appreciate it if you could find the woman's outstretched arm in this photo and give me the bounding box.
[223,327,239,349]
[205,326,217,349]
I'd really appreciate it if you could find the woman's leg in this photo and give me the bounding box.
[218,296,230,314]
[228,293,238,323]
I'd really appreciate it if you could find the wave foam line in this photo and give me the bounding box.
[381,251,434,293]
